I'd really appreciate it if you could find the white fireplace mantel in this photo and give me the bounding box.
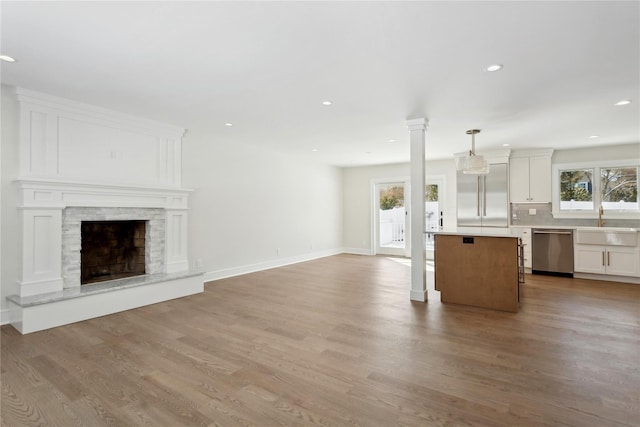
[16,179,193,298]
[13,88,195,298]
[17,178,192,210]
[8,88,203,334]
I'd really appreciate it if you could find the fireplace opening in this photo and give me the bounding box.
[81,220,146,285]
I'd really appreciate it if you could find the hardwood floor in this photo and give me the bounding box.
[2,254,639,426]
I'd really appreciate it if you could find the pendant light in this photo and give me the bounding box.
[461,129,489,174]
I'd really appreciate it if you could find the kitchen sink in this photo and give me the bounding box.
[575,227,638,246]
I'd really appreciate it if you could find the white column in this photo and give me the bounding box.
[406,118,428,302]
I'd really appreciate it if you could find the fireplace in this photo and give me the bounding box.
[8,88,203,334]
[81,220,146,284]
[62,207,167,289]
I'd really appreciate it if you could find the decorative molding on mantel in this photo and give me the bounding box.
[15,87,186,188]
[15,87,185,138]
[16,178,193,210]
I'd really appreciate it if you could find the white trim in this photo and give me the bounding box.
[552,160,640,219]
[574,272,640,284]
[203,248,343,283]
[0,308,12,325]
[16,178,192,209]
[371,177,410,257]
[510,148,554,158]
[343,247,375,256]
[18,278,64,298]
[410,289,428,302]
[15,87,185,137]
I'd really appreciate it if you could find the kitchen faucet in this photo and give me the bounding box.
[598,204,605,227]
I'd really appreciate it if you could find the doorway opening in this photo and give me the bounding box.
[375,181,409,256]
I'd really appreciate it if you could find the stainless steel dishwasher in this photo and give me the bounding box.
[532,229,574,277]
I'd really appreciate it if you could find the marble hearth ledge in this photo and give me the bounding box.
[7,271,204,334]
[8,271,203,307]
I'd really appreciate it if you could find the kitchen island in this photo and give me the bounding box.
[434,232,520,312]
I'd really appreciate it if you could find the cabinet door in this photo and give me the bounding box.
[509,157,531,202]
[606,247,640,277]
[528,156,551,202]
[574,245,606,274]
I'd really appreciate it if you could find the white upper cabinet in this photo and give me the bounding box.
[509,149,553,203]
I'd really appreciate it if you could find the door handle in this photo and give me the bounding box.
[476,176,480,217]
[482,176,487,217]
[532,230,573,235]
[602,251,605,266]
[607,251,610,266]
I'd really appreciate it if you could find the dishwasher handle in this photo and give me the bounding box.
[533,230,573,235]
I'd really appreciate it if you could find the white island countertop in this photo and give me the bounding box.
[434,228,518,238]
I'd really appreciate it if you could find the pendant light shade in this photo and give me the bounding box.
[460,129,489,174]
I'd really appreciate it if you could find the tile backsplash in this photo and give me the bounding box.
[510,203,640,228]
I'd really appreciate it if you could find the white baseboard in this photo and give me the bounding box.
[342,247,374,256]
[410,289,428,302]
[0,308,11,325]
[203,248,344,283]
[573,272,640,284]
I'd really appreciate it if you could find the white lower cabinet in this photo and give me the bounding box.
[574,244,639,277]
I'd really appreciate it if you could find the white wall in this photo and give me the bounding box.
[1,86,21,322]
[552,143,640,164]
[342,158,457,254]
[1,85,343,321]
[182,131,343,280]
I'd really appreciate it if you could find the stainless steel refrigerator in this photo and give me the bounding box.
[456,163,508,227]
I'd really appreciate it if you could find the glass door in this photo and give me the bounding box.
[375,182,409,256]
[425,178,444,260]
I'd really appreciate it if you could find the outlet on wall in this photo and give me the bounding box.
[277,248,281,256]
[196,258,203,269]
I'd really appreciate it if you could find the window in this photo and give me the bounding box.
[553,161,639,216]
[600,167,638,210]
[560,169,594,210]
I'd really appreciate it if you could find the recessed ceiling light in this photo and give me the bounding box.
[614,100,631,106]
[502,143,510,147]
[322,101,332,106]
[365,151,372,155]
[224,123,233,127]
[589,135,599,139]
[485,64,503,72]
[388,139,397,143]
[311,148,318,152]
[0,55,15,62]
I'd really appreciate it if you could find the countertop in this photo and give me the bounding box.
[434,228,518,238]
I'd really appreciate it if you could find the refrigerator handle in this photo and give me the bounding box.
[483,175,487,216]
[476,176,481,217]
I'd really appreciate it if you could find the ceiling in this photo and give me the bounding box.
[1,1,638,167]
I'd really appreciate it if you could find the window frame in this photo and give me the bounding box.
[552,160,639,219]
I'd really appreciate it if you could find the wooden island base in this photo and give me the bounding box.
[434,233,520,312]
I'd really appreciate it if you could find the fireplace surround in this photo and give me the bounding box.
[64,208,164,287]
[7,88,203,334]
